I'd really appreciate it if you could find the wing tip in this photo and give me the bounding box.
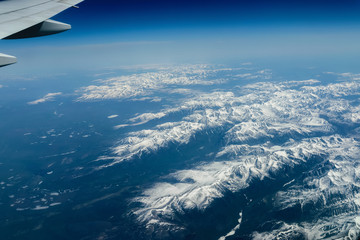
[0,53,17,67]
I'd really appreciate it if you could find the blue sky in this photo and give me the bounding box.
[2,0,360,74]
[60,0,360,30]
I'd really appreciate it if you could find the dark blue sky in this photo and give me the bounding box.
[61,0,360,28]
[2,0,360,74]
[38,0,359,46]
[49,0,360,45]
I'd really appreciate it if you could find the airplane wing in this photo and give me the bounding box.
[0,0,83,67]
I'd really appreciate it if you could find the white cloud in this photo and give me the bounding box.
[27,92,62,105]
[218,211,243,240]
[107,115,118,119]
[325,72,360,81]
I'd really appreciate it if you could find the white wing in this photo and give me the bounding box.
[0,0,83,67]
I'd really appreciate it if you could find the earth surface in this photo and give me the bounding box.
[1,62,360,240]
